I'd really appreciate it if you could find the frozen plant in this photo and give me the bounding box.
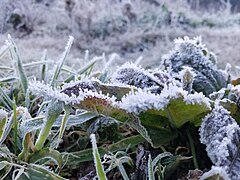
[199,105,240,180]
[179,66,196,93]
[161,36,228,96]
[111,62,169,93]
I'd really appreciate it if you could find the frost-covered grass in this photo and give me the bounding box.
[1,33,240,179]
[2,0,240,69]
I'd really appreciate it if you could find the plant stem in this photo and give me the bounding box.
[35,101,63,151]
[186,128,199,169]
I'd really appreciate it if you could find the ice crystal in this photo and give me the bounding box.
[0,109,7,121]
[199,105,240,179]
[120,83,210,114]
[179,66,196,92]
[111,62,166,91]
[161,36,227,96]
[29,80,115,105]
[200,166,230,180]
[209,84,240,102]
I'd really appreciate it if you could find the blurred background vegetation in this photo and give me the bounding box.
[0,0,239,69]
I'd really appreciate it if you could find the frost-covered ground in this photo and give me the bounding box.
[1,0,240,69]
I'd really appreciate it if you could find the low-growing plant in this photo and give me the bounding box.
[0,35,240,179]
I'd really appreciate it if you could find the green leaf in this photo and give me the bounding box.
[61,80,134,101]
[0,110,7,139]
[0,76,17,83]
[90,134,107,180]
[0,147,13,179]
[50,36,74,87]
[148,155,155,180]
[219,99,240,124]
[19,164,67,180]
[35,101,63,150]
[62,135,145,166]
[140,97,211,128]
[8,35,28,94]
[64,56,100,83]
[0,113,14,145]
[0,86,13,108]
[28,148,63,168]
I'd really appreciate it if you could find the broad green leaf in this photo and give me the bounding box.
[62,135,145,166]
[19,164,67,180]
[140,97,211,128]
[28,148,63,168]
[72,96,153,145]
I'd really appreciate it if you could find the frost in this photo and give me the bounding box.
[119,90,167,114]
[120,83,211,114]
[200,166,230,180]
[161,36,227,96]
[111,62,166,91]
[0,109,7,121]
[179,66,196,92]
[162,36,215,72]
[29,80,115,105]
[209,84,240,102]
[199,105,240,179]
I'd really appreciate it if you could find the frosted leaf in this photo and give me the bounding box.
[161,36,227,96]
[200,166,230,180]
[120,83,211,115]
[199,105,240,179]
[111,62,167,93]
[209,84,240,102]
[29,80,116,105]
[0,109,7,121]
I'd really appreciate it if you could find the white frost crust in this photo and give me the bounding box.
[0,109,7,120]
[29,80,116,105]
[111,62,164,86]
[120,83,211,114]
[200,166,230,180]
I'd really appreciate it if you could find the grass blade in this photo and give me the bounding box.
[0,43,10,58]
[64,56,101,83]
[0,86,13,109]
[90,134,107,180]
[0,76,18,83]
[148,154,155,180]
[8,35,28,94]
[50,36,74,87]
